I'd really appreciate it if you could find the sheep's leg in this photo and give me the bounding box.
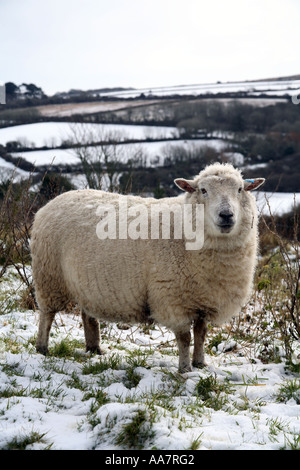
[192,317,207,368]
[82,311,102,355]
[36,311,56,355]
[175,330,192,372]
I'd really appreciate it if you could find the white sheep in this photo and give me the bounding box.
[31,162,265,371]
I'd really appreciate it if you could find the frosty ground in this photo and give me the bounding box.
[0,271,299,451]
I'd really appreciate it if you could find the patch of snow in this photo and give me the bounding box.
[0,157,32,182]
[256,191,300,215]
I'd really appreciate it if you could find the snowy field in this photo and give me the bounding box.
[4,78,297,120]
[1,119,300,217]
[0,122,180,148]
[10,138,227,167]
[0,156,30,182]
[98,79,300,99]
[0,271,299,450]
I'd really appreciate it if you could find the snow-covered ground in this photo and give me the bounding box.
[11,138,227,167]
[98,79,300,99]
[0,122,179,148]
[0,156,32,183]
[0,297,299,450]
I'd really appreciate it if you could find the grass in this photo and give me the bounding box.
[82,353,122,374]
[189,433,203,450]
[276,379,300,405]
[50,338,84,358]
[4,430,51,450]
[281,433,300,450]
[114,409,156,449]
[194,374,234,411]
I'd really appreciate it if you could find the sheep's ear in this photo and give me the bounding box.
[174,178,197,193]
[244,178,265,191]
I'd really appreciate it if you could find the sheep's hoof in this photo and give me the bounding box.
[192,360,207,369]
[86,346,103,355]
[36,344,49,355]
[178,365,192,373]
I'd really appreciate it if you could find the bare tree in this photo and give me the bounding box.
[68,124,146,192]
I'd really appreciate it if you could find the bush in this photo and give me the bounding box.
[39,173,75,201]
[0,176,40,306]
[257,201,300,360]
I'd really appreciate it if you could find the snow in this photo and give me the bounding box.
[0,122,179,148]
[11,138,227,168]
[0,302,299,450]
[256,191,300,215]
[11,148,81,166]
[98,79,300,99]
[1,121,299,217]
[0,156,32,182]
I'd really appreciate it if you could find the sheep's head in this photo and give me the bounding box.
[174,163,265,237]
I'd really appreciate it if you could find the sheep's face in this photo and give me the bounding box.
[197,175,246,236]
[174,169,265,237]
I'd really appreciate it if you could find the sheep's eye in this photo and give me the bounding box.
[238,187,242,193]
[201,188,207,195]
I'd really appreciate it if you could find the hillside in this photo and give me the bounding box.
[2,75,300,111]
[0,75,300,196]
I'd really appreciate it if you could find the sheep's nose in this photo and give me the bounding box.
[219,210,234,224]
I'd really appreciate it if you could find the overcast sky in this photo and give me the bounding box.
[1,0,299,95]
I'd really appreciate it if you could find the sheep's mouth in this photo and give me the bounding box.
[217,223,235,233]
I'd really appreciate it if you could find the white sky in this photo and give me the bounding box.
[0,0,299,95]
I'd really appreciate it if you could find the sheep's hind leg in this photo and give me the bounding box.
[82,311,103,355]
[192,317,207,368]
[36,311,56,355]
[175,330,192,372]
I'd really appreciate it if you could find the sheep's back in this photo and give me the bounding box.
[31,190,155,322]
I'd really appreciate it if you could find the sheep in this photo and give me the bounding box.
[31,162,265,372]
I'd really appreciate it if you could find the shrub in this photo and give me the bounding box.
[257,200,300,360]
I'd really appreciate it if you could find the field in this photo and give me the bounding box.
[34,99,163,118]
[89,78,300,99]
[0,267,299,450]
[0,122,180,148]
[0,121,299,213]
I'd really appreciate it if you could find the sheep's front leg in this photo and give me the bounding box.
[175,330,192,372]
[192,317,207,368]
[81,311,102,355]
